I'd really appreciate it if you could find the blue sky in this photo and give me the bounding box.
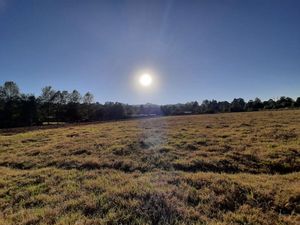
[0,0,299,104]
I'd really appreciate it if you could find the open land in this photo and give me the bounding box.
[0,110,299,224]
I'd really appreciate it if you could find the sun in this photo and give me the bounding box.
[139,73,152,87]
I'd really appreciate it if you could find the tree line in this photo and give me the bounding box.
[0,81,299,128]
[0,81,161,128]
[161,97,300,115]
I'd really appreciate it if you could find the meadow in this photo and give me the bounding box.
[0,110,299,225]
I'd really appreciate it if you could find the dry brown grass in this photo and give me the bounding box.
[0,110,299,224]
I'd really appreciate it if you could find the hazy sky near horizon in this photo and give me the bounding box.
[0,0,299,104]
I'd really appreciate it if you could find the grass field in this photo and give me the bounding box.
[0,110,299,225]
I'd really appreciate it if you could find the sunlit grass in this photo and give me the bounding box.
[0,110,299,224]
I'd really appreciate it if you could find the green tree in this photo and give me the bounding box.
[83,92,94,121]
[39,86,57,124]
[1,81,20,100]
[295,97,300,107]
[230,98,246,112]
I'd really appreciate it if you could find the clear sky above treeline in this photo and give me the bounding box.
[0,0,299,104]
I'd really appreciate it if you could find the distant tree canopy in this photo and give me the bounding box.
[160,96,300,116]
[0,81,299,128]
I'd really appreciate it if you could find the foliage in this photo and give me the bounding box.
[0,81,299,128]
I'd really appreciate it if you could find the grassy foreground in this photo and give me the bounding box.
[0,110,299,224]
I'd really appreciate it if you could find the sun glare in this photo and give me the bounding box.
[139,73,152,87]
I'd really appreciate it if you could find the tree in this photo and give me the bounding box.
[219,101,230,112]
[191,101,199,113]
[230,98,246,112]
[209,100,219,113]
[65,90,82,122]
[40,86,56,103]
[39,86,57,124]
[83,92,94,121]
[1,80,300,129]
[83,92,94,105]
[1,81,20,100]
[263,99,276,109]
[104,102,125,120]
[60,91,70,104]
[276,96,294,108]
[253,97,263,111]
[200,100,210,113]
[21,95,38,126]
[0,86,4,100]
[69,90,81,103]
[295,97,300,107]
[245,98,263,111]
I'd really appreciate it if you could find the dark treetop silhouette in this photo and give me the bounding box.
[0,81,299,128]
